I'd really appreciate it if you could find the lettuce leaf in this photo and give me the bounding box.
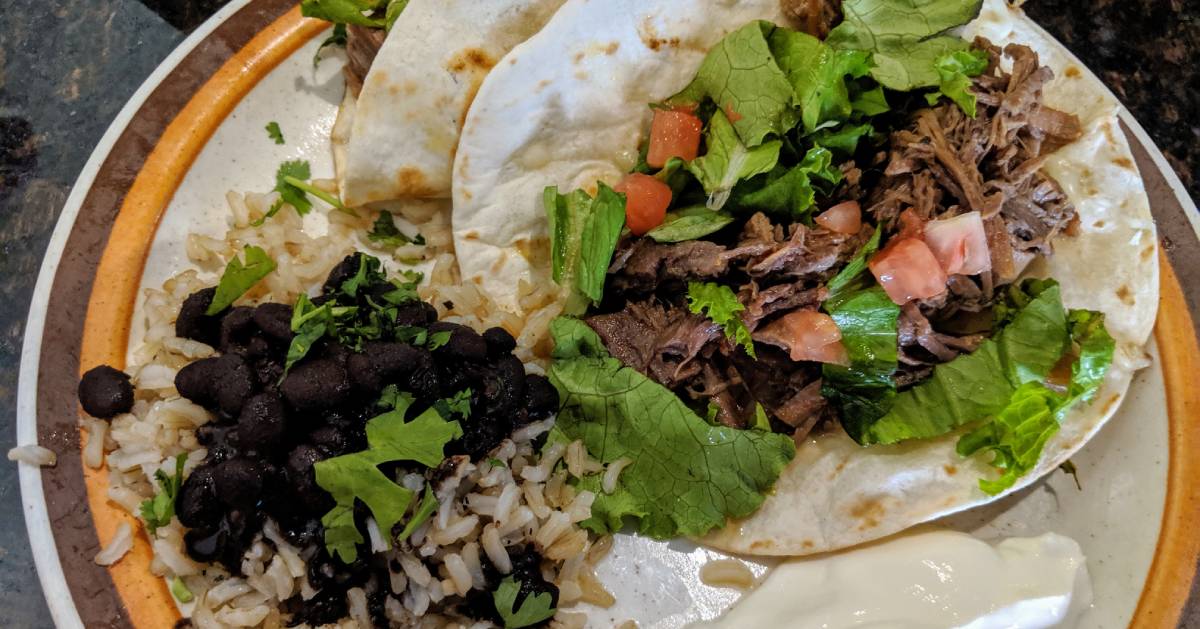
[544,184,626,312]
[857,282,1069,445]
[548,318,795,539]
[822,286,900,442]
[925,49,990,116]
[671,21,797,146]
[685,110,781,211]
[957,312,1114,494]
[824,226,882,306]
[826,0,985,90]
[315,395,463,563]
[646,206,734,243]
[768,29,875,132]
[687,281,755,357]
[730,146,842,220]
[206,245,276,315]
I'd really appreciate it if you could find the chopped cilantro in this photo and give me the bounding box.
[493,576,557,629]
[686,281,755,358]
[139,454,187,534]
[265,121,285,145]
[315,395,463,563]
[205,245,276,315]
[368,210,425,248]
[170,577,194,603]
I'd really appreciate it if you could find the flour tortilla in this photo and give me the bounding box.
[453,0,1158,556]
[452,0,786,312]
[333,0,565,207]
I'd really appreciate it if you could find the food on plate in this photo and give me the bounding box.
[68,0,1160,626]
[453,0,1157,557]
[321,0,566,206]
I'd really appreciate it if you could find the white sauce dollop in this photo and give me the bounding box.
[694,531,1092,629]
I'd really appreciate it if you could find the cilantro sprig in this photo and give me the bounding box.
[206,245,276,316]
[687,281,755,358]
[368,210,425,248]
[140,454,187,534]
[493,577,557,629]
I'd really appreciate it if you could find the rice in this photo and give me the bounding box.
[7,444,57,467]
[93,188,603,627]
[94,522,134,566]
[602,457,633,494]
[699,559,756,590]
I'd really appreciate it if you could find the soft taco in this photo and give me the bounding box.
[451,0,1158,557]
[324,0,565,207]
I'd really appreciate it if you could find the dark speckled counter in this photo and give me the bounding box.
[0,1,1195,626]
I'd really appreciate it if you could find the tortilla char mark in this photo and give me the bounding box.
[394,166,440,197]
[446,47,497,74]
[848,497,887,531]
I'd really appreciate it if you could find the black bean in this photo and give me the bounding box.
[321,254,361,298]
[484,355,527,416]
[78,365,134,419]
[176,465,222,528]
[347,341,423,394]
[212,354,257,416]
[403,348,440,399]
[253,303,294,342]
[195,424,238,463]
[524,374,559,421]
[175,357,221,408]
[218,306,256,353]
[392,301,438,327]
[482,326,517,357]
[280,358,351,411]
[286,444,332,512]
[236,392,287,451]
[211,458,263,511]
[429,321,488,362]
[175,287,223,347]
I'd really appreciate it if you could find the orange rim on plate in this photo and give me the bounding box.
[70,6,1200,627]
[77,7,327,626]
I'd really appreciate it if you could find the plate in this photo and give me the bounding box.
[16,1,1200,626]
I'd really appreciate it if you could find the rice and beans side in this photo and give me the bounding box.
[70,190,615,628]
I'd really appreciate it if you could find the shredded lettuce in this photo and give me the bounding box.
[687,281,756,358]
[493,576,556,629]
[925,49,990,116]
[315,393,463,563]
[646,206,734,243]
[685,110,781,211]
[547,318,795,539]
[671,21,797,146]
[544,184,626,313]
[299,0,405,28]
[206,245,276,315]
[314,23,348,67]
[824,227,883,305]
[826,0,985,91]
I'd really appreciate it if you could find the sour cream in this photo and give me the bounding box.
[694,531,1091,629]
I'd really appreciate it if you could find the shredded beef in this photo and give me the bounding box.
[586,301,721,389]
[868,38,1082,294]
[344,25,387,96]
[781,0,843,39]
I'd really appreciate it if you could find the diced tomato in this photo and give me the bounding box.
[815,201,862,234]
[922,211,992,276]
[760,310,850,366]
[869,238,949,305]
[614,173,672,236]
[647,109,703,168]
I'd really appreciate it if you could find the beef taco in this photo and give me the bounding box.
[451,0,1158,556]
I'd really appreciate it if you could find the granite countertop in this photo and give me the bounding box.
[0,0,1196,625]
